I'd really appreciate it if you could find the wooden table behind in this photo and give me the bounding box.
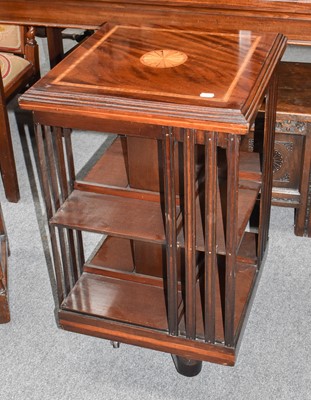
[0,0,311,42]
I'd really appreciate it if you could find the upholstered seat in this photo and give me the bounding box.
[0,52,32,89]
[0,24,39,203]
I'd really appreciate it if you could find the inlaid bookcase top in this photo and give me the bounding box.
[21,24,285,132]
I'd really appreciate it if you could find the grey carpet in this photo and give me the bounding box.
[0,40,310,400]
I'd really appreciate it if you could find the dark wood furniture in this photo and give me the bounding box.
[0,0,310,42]
[273,62,311,236]
[0,24,39,202]
[0,203,9,323]
[242,62,311,237]
[19,24,286,375]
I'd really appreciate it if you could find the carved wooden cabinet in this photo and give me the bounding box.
[273,62,311,237]
[242,62,311,236]
[19,24,286,375]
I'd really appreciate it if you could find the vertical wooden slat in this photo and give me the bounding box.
[45,127,71,294]
[74,231,85,276]
[45,127,61,211]
[204,131,217,343]
[65,129,85,272]
[55,128,79,284]
[163,126,178,336]
[35,123,64,304]
[183,129,196,340]
[54,127,69,201]
[63,128,85,274]
[258,73,278,263]
[225,133,240,347]
[63,129,75,193]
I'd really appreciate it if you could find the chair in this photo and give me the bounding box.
[0,24,40,202]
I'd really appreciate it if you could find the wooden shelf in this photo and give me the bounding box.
[86,234,258,276]
[82,136,129,188]
[78,136,261,190]
[61,272,176,331]
[87,234,257,343]
[50,190,168,244]
[51,183,259,255]
[61,234,256,342]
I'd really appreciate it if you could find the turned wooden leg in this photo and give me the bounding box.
[172,355,202,377]
[46,27,64,68]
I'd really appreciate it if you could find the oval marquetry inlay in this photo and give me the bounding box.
[140,49,188,68]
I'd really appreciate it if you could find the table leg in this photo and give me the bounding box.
[0,96,19,203]
[46,27,64,68]
[295,123,311,237]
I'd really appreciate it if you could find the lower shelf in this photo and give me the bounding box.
[61,236,257,344]
[62,272,175,331]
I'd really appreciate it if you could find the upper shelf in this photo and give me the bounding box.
[50,190,168,244]
[78,136,261,190]
[50,182,260,253]
[51,135,261,251]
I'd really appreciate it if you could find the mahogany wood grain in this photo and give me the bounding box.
[62,272,176,330]
[50,190,168,244]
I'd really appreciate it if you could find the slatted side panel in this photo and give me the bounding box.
[34,124,83,304]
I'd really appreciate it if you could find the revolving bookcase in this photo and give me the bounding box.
[19,24,286,376]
